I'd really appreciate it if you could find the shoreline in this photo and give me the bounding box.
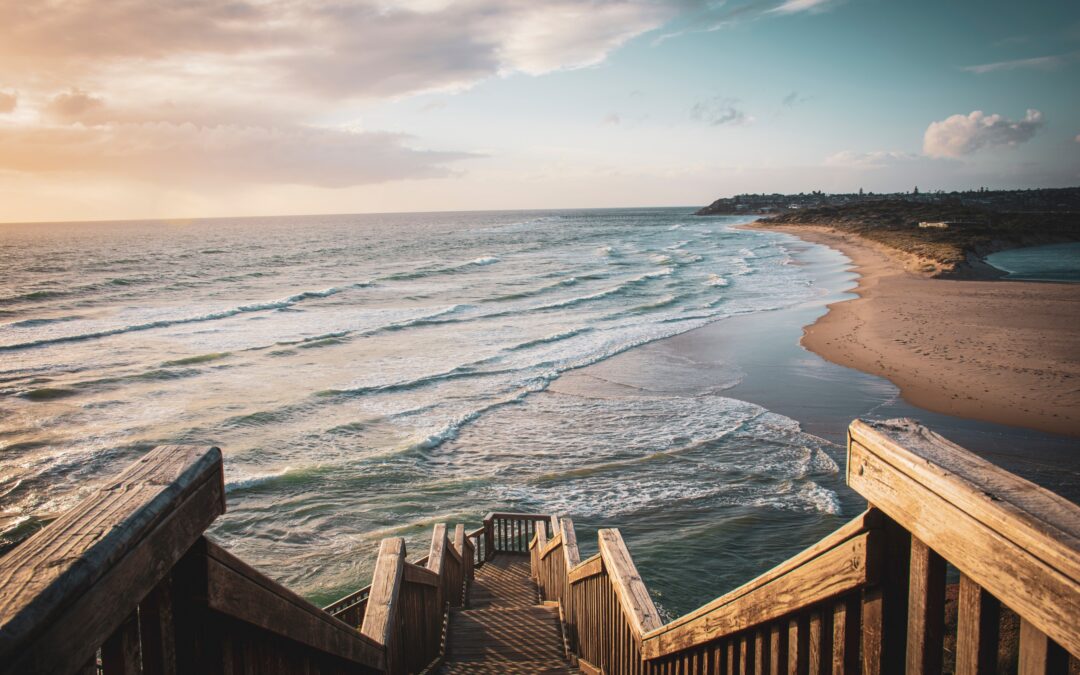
[746,222,1080,438]
[553,231,1080,500]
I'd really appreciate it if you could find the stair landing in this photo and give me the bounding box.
[440,554,576,674]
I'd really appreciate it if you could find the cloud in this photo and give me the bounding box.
[923,109,1044,158]
[0,1,685,101]
[0,91,15,113]
[691,97,751,126]
[770,0,841,15]
[1075,134,1080,143]
[602,113,621,125]
[781,91,811,107]
[824,150,922,169]
[46,89,106,121]
[0,123,475,188]
[961,53,1075,75]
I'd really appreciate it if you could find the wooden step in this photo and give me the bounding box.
[439,554,575,674]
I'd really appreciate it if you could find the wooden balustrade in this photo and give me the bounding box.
[325,528,477,632]
[4,418,1077,675]
[0,445,385,675]
[847,418,1080,674]
[529,418,1080,674]
[483,512,552,557]
[358,521,476,675]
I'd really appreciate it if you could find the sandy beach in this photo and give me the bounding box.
[749,223,1080,437]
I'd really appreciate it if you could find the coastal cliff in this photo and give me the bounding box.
[697,188,1080,278]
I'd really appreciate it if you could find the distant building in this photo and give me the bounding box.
[918,221,949,229]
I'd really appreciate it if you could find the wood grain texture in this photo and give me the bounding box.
[568,554,603,585]
[642,532,877,660]
[203,539,385,669]
[0,446,224,675]
[906,537,946,675]
[360,537,406,652]
[598,529,663,640]
[848,419,1080,657]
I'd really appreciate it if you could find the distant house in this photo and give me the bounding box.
[918,221,949,229]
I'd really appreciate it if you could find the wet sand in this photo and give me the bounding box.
[748,224,1080,438]
[553,234,1080,502]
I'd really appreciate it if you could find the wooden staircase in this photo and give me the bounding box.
[440,554,576,674]
[2,419,1078,674]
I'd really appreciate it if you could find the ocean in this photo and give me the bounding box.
[0,208,855,617]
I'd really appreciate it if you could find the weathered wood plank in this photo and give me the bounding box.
[428,523,447,578]
[849,420,1080,565]
[0,446,224,675]
[643,510,880,644]
[203,539,385,668]
[599,529,663,641]
[642,532,878,660]
[561,518,582,568]
[138,576,177,675]
[954,574,999,675]
[359,537,406,655]
[101,610,140,675]
[541,532,564,560]
[568,554,604,585]
[454,524,466,559]
[906,537,945,675]
[403,562,440,587]
[1018,618,1070,675]
[848,419,1080,656]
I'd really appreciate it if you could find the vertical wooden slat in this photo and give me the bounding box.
[832,597,859,675]
[770,622,786,675]
[861,587,885,675]
[753,630,765,675]
[906,538,946,675]
[955,574,1000,675]
[101,610,141,675]
[139,576,177,675]
[808,611,823,675]
[788,615,808,675]
[1018,619,1069,675]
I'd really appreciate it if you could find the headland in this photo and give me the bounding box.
[712,191,1080,437]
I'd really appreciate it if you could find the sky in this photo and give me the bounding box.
[0,0,1078,222]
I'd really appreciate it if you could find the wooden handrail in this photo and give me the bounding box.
[483,511,553,521]
[200,538,385,667]
[540,531,563,559]
[640,513,881,659]
[427,523,447,577]
[598,529,662,638]
[530,418,1080,672]
[361,538,405,652]
[6,418,1077,674]
[567,553,602,584]
[0,444,389,675]
[848,418,1080,658]
[642,509,882,645]
[560,517,581,568]
[0,445,225,675]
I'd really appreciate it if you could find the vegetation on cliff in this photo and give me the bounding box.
[696,188,1080,277]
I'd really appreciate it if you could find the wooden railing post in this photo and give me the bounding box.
[906,536,946,674]
[427,523,447,615]
[0,445,225,675]
[361,538,406,674]
[483,514,495,561]
[848,418,1080,668]
[955,574,1000,675]
[453,524,468,606]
